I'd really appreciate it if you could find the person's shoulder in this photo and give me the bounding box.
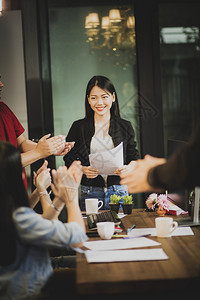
[12,207,37,222]
[0,101,15,115]
[0,101,6,106]
[71,118,91,127]
[0,101,10,110]
[112,115,132,126]
[13,206,36,215]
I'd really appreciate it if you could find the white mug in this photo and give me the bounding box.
[155,217,178,238]
[85,198,103,215]
[97,222,115,239]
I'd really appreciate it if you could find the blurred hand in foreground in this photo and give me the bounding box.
[120,155,166,193]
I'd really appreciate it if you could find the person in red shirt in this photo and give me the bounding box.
[0,75,75,188]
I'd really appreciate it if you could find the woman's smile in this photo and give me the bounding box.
[96,106,106,111]
[88,86,115,117]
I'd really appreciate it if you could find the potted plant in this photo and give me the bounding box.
[109,194,121,213]
[122,195,133,214]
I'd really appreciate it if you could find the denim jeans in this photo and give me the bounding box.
[80,184,128,211]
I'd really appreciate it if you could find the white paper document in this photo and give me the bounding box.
[128,226,194,237]
[89,142,123,175]
[83,237,160,251]
[85,248,168,263]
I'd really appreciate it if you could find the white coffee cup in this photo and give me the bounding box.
[85,198,103,215]
[155,217,178,238]
[97,222,115,240]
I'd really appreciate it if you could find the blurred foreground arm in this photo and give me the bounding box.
[121,122,200,193]
[148,123,200,191]
[120,155,166,193]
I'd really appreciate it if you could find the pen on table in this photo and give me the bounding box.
[123,234,151,239]
[112,234,151,239]
[127,224,136,233]
[112,235,128,238]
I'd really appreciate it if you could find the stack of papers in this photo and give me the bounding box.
[83,237,168,263]
[85,248,168,263]
[127,227,194,237]
[89,142,123,175]
[83,226,194,263]
[84,237,160,251]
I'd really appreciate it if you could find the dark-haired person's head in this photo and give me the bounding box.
[85,75,120,118]
[0,141,29,266]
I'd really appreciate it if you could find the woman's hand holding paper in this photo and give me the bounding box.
[82,166,99,179]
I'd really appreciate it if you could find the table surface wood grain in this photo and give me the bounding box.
[76,209,200,295]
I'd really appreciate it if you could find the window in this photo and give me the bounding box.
[48,2,140,167]
[159,2,200,154]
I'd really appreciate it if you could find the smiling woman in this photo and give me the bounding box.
[88,86,115,115]
[64,75,140,211]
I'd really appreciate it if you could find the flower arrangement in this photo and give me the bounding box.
[145,193,158,210]
[146,192,171,214]
[157,194,171,211]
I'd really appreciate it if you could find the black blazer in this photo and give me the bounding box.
[64,116,140,187]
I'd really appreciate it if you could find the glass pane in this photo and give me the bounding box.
[48,3,139,168]
[159,2,200,155]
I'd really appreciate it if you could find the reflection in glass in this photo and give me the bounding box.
[84,7,136,69]
[159,3,200,155]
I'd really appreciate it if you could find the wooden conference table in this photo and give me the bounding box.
[76,209,200,296]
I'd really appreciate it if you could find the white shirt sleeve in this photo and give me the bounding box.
[13,207,87,248]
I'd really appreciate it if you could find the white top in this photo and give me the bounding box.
[90,134,114,154]
[90,130,114,182]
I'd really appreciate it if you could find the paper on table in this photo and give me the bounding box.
[89,142,123,176]
[117,212,127,219]
[83,237,160,251]
[128,226,194,237]
[85,248,168,263]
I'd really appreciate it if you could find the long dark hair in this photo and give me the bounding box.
[0,141,29,266]
[85,75,120,119]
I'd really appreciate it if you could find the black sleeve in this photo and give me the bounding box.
[147,122,200,190]
[125,121,140,164]
[63,120,90,168]
[63,121,80,168]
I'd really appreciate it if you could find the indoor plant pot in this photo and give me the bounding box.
[122,195,133,214]
[109,203,120,214]
[122,203,133,214]
[109,194,121,214]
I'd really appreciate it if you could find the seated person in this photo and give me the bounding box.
[0,141,87,300]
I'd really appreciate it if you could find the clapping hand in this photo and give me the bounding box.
[51,161,83,206]
[35,134,75,158]
[33,160,51,191]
